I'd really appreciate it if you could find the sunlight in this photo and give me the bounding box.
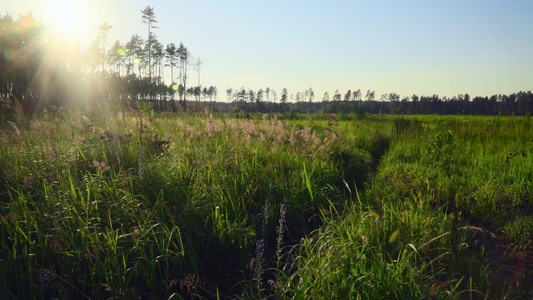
[45,0,86,45]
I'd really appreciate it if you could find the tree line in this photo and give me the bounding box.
[0,7,215,113]
[1,10,532,116]
[217,88,533,116]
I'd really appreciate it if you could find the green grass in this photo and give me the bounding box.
[281,115,533,299]
[1,108,532,299]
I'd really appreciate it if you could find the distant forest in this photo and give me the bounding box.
[1,10,532,116]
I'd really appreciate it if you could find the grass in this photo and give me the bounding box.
[281,195,455,299]
[281,115,533,299]
[1,106,532,299]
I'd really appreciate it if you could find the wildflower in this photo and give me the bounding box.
[30,119,42,131]
[138,145,145,178]
[23,176,34,189]
[37,269,55,289]
[255,238,266,285]
[39,273,48,288]
[44,168,57,183]
[93,161,111,173]
[276,204,287,259]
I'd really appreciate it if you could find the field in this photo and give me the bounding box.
[1,106,532,299]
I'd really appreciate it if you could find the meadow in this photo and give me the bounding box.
[1,105,532,299]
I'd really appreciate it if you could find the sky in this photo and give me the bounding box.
[4,0,533,100]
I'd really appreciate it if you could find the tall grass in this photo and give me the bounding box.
[0,108,391,298]
[1,108,531,298]
[281,115,533,299]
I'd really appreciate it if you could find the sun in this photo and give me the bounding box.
[45,0,86,43]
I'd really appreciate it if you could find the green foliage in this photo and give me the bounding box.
[1,111,532,299]
[280,196,454,299]
[0,109,384,298]
[137,100,154,114]
[505,216,533,249]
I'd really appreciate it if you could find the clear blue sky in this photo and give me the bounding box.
[4,0,533,100]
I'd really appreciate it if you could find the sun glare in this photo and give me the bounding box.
[45,0,85,44]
